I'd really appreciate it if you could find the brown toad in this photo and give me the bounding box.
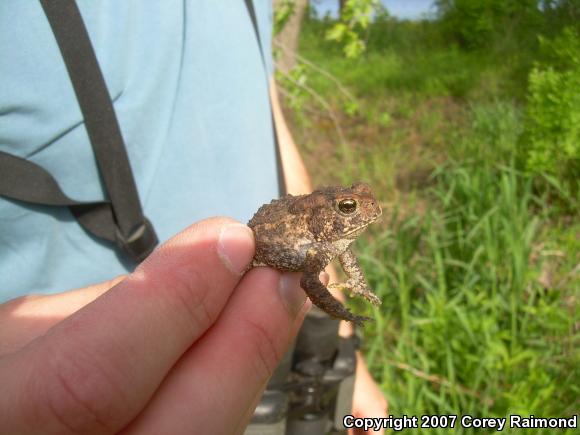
[248,183,382,325]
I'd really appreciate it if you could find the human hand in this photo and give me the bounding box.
[0,217,311,434]
[349,352,389,435]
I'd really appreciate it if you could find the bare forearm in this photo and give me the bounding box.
[270,79,353,336]
[270,79,312,195]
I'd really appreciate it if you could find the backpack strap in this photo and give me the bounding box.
[0,0,158,263]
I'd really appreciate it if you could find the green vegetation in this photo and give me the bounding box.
[524,27,580,196]
[279,1,579,432]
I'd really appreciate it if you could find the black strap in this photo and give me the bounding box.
[244,0,287,196]
[0,0,158,263]
[0,152,117,242]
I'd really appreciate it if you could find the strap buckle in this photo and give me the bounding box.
[115,218,158,263]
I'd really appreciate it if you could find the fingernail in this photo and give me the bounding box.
[218,224,255,275]
[278,273,307,317]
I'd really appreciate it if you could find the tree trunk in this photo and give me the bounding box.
[273,0,309,73]
[339,0,346,17]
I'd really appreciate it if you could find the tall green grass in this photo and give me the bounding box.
[344,102,578,432]
[352,105,579,433]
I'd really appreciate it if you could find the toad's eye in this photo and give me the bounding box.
[338,199,357,214]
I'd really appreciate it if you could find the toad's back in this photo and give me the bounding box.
[248,195,314,271]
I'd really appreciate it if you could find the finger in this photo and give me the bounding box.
[0,217,254,435]
[0,276,125,356]
[123,268,311,434]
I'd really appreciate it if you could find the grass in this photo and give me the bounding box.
[280,13,580,434]
[359,161,579,430]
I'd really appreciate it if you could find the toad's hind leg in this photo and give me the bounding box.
[300,267,371,326]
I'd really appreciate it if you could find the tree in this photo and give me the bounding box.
[273,0,309,73]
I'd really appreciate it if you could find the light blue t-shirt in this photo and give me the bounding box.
[0,1,279,302]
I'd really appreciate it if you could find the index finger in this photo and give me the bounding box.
[0,275,125,356]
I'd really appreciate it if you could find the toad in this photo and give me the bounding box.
[248,183,382,325]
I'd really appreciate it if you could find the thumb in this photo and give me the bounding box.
[0,217,254,435]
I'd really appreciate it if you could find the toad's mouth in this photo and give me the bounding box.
[344,228,364,239]
[343,211,382,238]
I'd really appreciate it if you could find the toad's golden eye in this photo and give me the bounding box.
[338,199,357,214]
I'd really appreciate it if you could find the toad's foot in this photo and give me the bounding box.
[328,280,382,306]
[301,271,372,326]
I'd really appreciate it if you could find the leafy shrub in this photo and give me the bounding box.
[522,27,580,195]
[325,0,377,58]
[435,0,541,50]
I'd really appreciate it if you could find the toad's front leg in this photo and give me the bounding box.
[328,248,381,306]
[301,249,371,326]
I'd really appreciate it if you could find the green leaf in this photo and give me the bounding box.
[325,23,347,42]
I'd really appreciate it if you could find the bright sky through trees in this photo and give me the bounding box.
[313,0,436,20]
